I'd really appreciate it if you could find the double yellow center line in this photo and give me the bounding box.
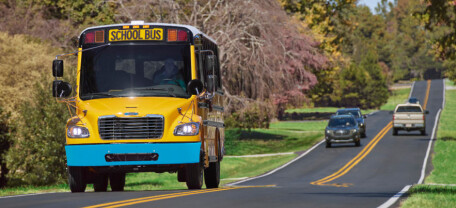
[423,80,431,110]
[310,122,392,187]
[84,185,274,208]
[311,80,432,187]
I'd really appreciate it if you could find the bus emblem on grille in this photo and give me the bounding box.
[124,112,138,116]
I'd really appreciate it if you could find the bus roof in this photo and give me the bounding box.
[79,22,216,44]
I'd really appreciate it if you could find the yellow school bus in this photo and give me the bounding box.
[52,21,224,192]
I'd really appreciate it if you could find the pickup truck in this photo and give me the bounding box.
[392,103,428,135]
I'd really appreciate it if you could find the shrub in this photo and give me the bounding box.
[0,108,12,188]
[225,104,270,131]
[5,80,70,186]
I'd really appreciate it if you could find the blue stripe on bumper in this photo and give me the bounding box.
[65,142,201,166]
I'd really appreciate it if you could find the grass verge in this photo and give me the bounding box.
[380,88,411,111]
[400,88,456,207]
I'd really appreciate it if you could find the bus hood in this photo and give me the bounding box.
[79,97,195,119]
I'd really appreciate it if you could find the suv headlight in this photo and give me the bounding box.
[326,130,333,134]
[174,122,200,136]
[67,126,90,138]
[351,129,358,133]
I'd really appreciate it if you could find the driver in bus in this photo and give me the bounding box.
[153,58,186,90]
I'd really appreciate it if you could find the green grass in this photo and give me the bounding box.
[445,78,455,87]
[269,120,327,132]
[0,184,70,197]
[401,185,456,208]
[423,90,456,184]
[400,89,456,207]
[380,88,411,111]
[285,107,340,113]
[225,129,322,155]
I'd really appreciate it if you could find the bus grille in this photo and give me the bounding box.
[98,115,164,139]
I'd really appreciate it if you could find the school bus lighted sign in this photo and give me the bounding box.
[108,28,164,42]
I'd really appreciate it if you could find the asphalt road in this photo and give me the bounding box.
[0,79,444,208]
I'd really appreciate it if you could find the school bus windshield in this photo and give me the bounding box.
[79,44,192,100]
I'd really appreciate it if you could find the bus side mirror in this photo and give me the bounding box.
[187,79,204,96]
[205,55,216,92]
[207,75,217,92]
[52,80,72,97]
[205,55,215,71]
[53,60,64,77]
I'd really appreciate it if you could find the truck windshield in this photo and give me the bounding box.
[80,44,191,100]
[396,106,422,113]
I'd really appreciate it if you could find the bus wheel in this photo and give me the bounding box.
[204,160,220,188]
[185,163,203,189]
[93,173,108,192]
[68,167,86,193]
[177,169,186,182]
[109,173,126,191]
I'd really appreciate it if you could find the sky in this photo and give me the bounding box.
[357,0,386,13]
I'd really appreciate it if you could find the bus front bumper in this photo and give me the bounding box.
[65,142,201,166]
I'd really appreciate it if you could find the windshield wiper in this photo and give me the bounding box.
[83,92,116,99]
[132,87,177,97]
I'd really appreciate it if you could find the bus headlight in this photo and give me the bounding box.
[174,122,200,136]
[67,126,90,138]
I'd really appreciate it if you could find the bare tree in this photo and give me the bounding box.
[112,0,328,118]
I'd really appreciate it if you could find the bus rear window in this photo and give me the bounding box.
[396,106,422,113]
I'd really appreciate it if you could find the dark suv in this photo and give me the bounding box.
[336,108,366,138]
[325,115,361,148]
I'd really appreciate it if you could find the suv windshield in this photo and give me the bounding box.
[328,117,356,127]
[80,44,191,100]
[336,110,361,118]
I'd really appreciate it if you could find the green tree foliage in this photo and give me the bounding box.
[0,108,12,188]
[336,49,389,109]
[382,0,443,80]
[419,0,456,81]
[5,81,70,186]
[421,0,456,60]
[0,32,60,120]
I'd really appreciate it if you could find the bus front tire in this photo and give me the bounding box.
[68,167,86,193]
[185,163,203,189]
[109,173,126,191]
[204,160,220,188]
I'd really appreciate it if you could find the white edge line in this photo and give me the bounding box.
[418,108,441,184]
[367,110,379,116]
[442,79,446,109]
[0,192,60,199]
[226,140,325,186]
[409,81,415,99]
[377,185,412,208]
[378,79,444,208]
